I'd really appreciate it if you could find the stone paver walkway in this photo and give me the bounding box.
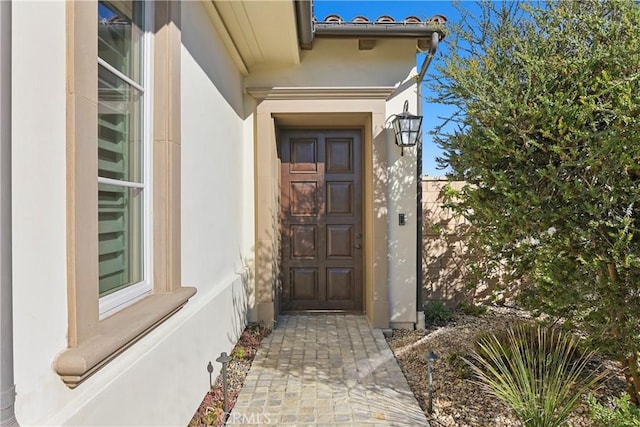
[229,314,428,426]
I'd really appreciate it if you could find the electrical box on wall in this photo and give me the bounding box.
[399,213,406,226]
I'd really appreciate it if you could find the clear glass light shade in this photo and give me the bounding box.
[392,113,423,147]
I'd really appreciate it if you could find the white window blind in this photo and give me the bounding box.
[97,0,151,316]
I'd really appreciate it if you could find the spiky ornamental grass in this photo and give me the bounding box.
[465,325,607,427]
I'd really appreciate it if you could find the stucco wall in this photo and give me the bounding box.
[246,38,419,88]
[11,2,70,423]
[180,1,248,294]
[386,89,419,327]
[11,2,251,425]
[247,38,421,327]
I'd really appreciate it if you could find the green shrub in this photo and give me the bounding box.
[458,301,489,316]
[231,346,246,360]
[424,300,453,326]
[465,325,606,427]
[588,393,640,427]
[446,351,473,379]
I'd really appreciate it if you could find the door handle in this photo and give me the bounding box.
[355,233,362,239]
[354,243,362,249]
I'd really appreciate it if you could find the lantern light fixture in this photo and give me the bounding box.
[391,100,423,156]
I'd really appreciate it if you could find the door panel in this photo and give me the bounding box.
[280,130,363,311]
[290,182,318,215]
[291,225,317,258]
[326,182,353,214]
[326,225,352,257]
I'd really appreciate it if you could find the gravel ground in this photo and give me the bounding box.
[386,306,627,427]
[189,324,271,427]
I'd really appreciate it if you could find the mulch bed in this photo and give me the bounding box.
[188,323,271,427]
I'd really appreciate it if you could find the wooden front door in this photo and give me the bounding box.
[280,129,363,311]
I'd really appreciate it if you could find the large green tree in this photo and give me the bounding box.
[431,0,640,403]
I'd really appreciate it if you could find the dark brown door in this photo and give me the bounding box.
[279,130,363,311]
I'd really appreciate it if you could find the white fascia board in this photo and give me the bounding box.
[203,1,249,76]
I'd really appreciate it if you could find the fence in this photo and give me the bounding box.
[421,177,497,307]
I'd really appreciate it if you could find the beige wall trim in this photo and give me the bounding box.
[55,287,196,388]
[65,0,99,347]
[153,0,183,294]
[246,86,395,100]
[202,1,249,76]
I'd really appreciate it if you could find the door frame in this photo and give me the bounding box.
[250,92,395,328]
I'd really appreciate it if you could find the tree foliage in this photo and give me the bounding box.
[430,0,640,403]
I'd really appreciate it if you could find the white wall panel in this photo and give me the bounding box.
[11,2,72,424]
[385,78,419,324]
[181,1,247,290]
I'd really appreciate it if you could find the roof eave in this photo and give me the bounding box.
[313,23,444,39]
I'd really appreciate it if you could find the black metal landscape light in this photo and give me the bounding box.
[391,100,423,156]
[216,352,233,414]
[423,350,439,414]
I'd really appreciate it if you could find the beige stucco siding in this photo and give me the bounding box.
[11,2,254,425]
[247,37,421,327]
[246,38,418,88]
[386,87,419,327]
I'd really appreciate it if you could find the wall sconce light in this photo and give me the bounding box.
[391,100,423,156]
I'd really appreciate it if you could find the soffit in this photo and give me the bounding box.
[210,1,300,71]
[246,86,395,100]
[273,112,371,128]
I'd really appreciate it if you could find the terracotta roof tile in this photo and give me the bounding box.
[404,16,421,24]
[375,15,395,23]
[315,14,447,26]
[352,15,370,23]
[323,14,343,23]
[428,14,447,24]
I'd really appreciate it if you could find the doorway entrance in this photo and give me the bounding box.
[279,129,363,311]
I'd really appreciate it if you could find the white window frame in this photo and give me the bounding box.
[98,1,154,319]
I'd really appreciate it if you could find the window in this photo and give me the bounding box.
[56,0,195,388]
[97,1,151,318]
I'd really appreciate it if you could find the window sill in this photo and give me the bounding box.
[55,287,197,388]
